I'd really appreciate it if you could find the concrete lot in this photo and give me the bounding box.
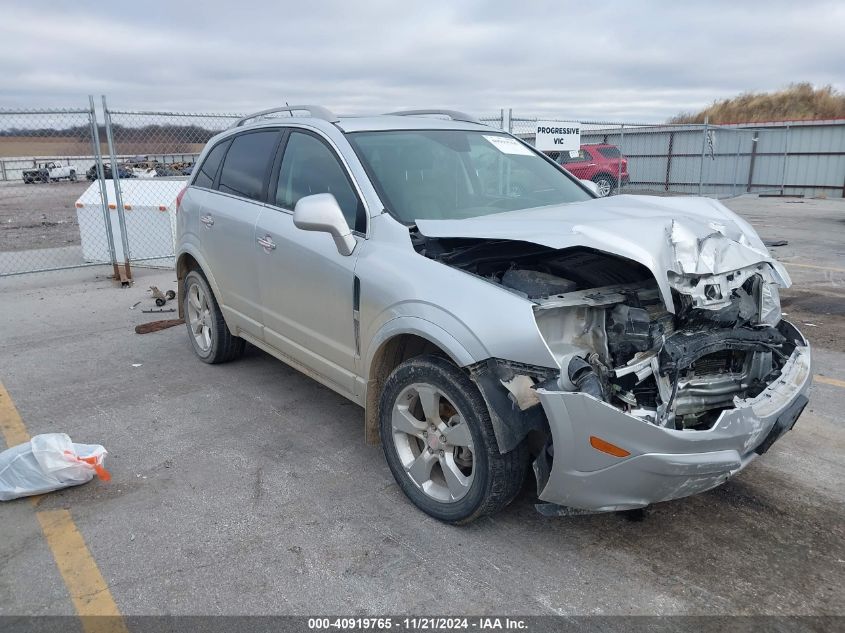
[0,196,843,617]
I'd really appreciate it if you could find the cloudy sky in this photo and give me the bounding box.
[1,0,843,122]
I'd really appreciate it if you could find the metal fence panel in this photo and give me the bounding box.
[102,101,243,270]
[502,115,845,199]
[0,105,115,277]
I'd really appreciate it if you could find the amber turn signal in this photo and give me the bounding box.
[589,435,631,458]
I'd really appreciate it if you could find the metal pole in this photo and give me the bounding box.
[101,95,132,283]
[780,124,790,196]
[617,124,624,194]
[698,116,709,196]
[507,108,513,134]
[664,131,675,192]
[88,95,118,277]
[732,131,741,197]
[746,132,759,193]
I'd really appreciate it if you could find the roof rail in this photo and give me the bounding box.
[233,105,339,127]
[385,109,482,124]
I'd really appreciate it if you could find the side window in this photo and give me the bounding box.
[275,132,364,232]
[217,131,280,201]
[193,140,229,189]
[558,149,588,164]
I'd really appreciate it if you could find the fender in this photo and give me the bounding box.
[176,245,226,325]
[364,315,479,374]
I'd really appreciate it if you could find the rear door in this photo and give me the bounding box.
[196,129,282,339]
[254,129,366,396]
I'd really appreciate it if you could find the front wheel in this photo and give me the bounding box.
[183,270,244,364]
[591,174,616,197]
[379,355,526,524]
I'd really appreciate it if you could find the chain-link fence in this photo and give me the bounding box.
[0,104,117,277]
[101,99,243,271]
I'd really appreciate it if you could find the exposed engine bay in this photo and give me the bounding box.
[414,233,798,431]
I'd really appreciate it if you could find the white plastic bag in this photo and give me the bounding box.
[0,433,110,501]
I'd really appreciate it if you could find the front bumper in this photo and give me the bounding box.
[534,321,812,511]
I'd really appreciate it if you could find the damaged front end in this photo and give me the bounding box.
[415,223,812,512]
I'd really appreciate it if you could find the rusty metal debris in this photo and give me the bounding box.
[134,319,184,334]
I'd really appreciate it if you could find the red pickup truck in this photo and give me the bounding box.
[555,144,629,197]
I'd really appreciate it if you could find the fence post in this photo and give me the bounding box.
[780,124,790,196]
[732,132,741,197]
[506,108,513,134]
[746,132,759,192]
[617,124,624,194]
[101,95,132,284]
[88,95,119,279]
[664,131,675,192]
[698,116,709,196]
[0,160,5,182]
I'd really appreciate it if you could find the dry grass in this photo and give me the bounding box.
[670,83,845,124]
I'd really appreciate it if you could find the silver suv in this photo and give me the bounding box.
[176,106,812,524]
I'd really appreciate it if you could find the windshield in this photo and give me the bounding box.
[347,130,592,223]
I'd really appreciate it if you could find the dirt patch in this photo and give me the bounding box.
[781,289,845,353]
[0,181,89,251]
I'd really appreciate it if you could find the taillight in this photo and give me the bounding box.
[175,186,187,213]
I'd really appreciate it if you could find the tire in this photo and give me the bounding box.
[591,174,616,197]
[379,355,527,524]
[183,269,244,364]
[69,170,77,182]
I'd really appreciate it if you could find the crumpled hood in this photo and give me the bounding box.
[415,195,790,312]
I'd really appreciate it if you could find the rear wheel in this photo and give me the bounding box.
[379,355,526,524]
[591,174,616,197]
[183,270,244,364]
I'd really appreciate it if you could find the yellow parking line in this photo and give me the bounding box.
[37,511,128,633]
[815,375,845,389]
[0,381,127,633]
[0,381,30,447]
[783,262,845,274]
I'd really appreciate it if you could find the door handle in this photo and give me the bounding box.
[200,214,214,227]
[257,235,276,251]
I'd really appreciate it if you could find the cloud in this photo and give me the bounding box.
[0,0,842,122]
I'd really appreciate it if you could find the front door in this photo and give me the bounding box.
[255,130,366,396]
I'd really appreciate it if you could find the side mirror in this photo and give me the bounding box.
[293,193,356,256]
[580,179,599,196]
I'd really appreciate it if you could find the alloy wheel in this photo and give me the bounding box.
[186,282,212,353]
[595,177,613,197]
[391,383,475,502]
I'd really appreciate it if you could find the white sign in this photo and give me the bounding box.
[535,121,581,151]
[483,135,534,156]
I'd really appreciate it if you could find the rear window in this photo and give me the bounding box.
[217,131,280,201]
[597,146,621,158]
[193,140,229,189]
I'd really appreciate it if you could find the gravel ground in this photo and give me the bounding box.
[0,180,90,252]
